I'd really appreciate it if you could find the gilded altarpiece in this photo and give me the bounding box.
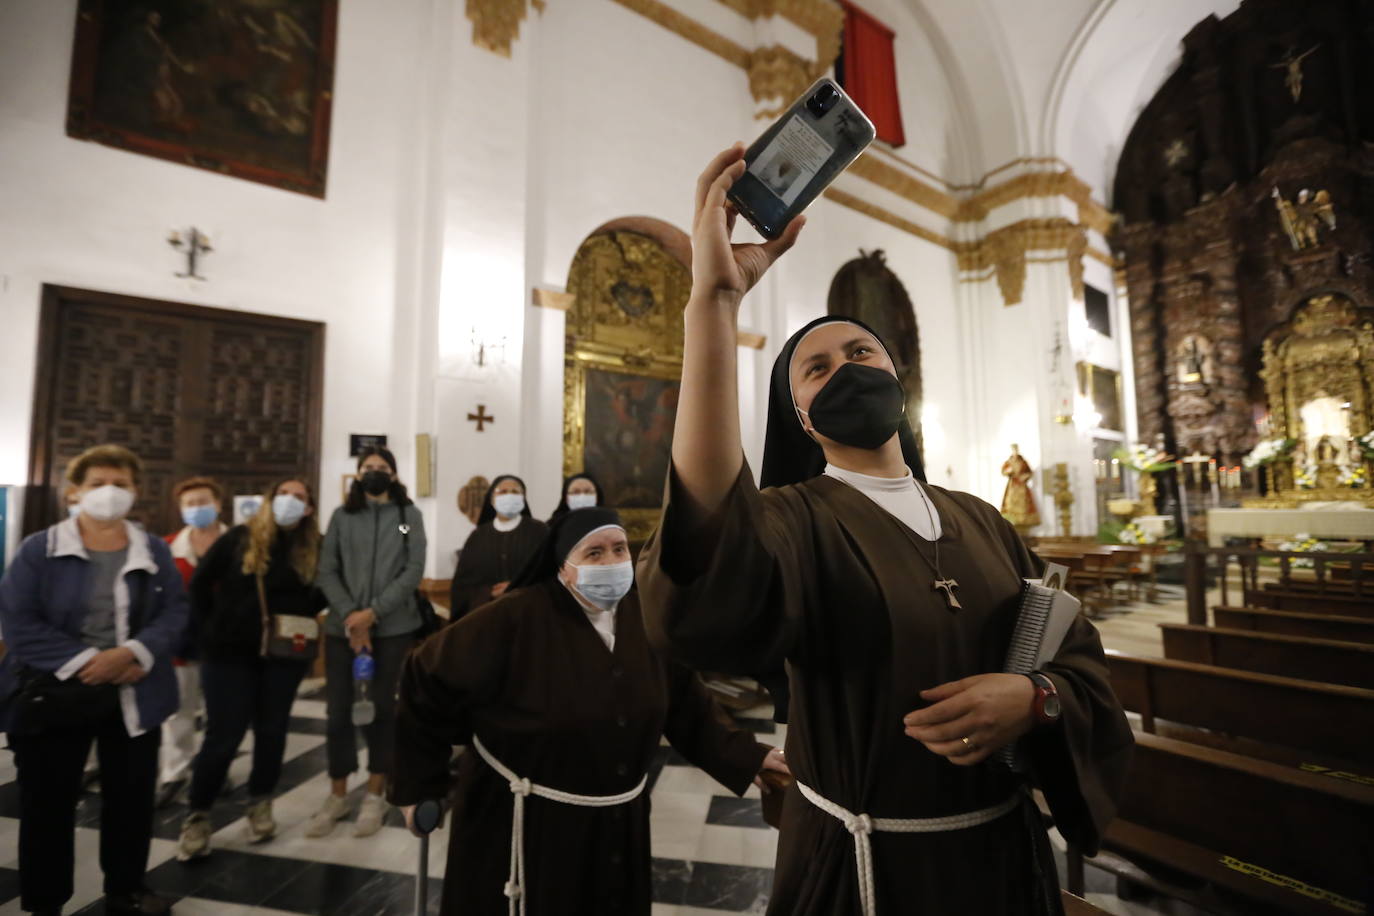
[563,229,691,542]
[1114,0,1374,521]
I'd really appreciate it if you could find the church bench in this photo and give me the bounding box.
[1105,650,1374,770]
[1244,588,1374,618]
[1059,890,1110,914]
[1213,605,1374,644]
[1077,733,1374,915]
[1160,624,1374,689]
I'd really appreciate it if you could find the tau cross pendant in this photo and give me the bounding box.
[933,578,961,610]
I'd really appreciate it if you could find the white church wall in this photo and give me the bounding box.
[0,0,432,530]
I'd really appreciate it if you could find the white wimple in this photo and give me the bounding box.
[474,734,648,916]
[797,780,1021,916]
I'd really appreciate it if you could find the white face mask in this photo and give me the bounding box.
[569,560,634,611]
[272,494,307,527]
[493,493,525,518]
[566,492,597,511]
[79,485,135,522]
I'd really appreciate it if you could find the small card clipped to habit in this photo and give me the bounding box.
[996,563,1081,770]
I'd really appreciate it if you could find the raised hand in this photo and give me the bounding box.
[691,144,805,311]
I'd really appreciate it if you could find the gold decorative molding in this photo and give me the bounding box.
[737,330,767,349]
[747,44,818,118]
[612,0,750,67]
[951,218,1087,306]
[467,0,542,57]
[849,154,959,219]
[532,287,575,311]
[821,188,956,252]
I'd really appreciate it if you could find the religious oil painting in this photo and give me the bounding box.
[66,0,338,197]
[580,367,680,511]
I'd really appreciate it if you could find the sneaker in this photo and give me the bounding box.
[104,890,172,915]
[353,792,388,838]
[176,811,211,862]
[246,798,276,842]
[304,793,352,838]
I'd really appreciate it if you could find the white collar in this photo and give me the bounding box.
[824,463,917,492]
[493,514,522,533]
[170,523,228,562]
[52,518,157,574]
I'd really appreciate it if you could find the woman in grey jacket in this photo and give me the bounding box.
[310,446,426,837]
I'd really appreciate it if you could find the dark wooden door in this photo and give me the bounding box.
[24,285,325,536]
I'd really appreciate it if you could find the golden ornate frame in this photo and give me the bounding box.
[562,226,692,543]
[1246,294,1374,508]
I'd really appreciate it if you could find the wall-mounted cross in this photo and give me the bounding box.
[467,404,494,432]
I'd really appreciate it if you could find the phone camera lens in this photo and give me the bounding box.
[806,84,840,117]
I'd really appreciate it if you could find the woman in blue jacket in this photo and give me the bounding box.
[0,445,188,916]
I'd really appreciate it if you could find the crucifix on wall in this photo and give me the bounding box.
[467,404,494,432]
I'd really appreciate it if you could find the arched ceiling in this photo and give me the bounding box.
[898,0,1242,199]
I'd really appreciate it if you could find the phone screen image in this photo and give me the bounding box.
[748,115,835,207]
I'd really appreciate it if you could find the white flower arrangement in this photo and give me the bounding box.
[1278,532,1330,568]
[1294,463,1319,489]
[1243,437,1296,469]
[1117,522,1156,545]
[1338,465,1368,488]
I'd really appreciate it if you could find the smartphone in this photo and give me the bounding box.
[727,78,877,240]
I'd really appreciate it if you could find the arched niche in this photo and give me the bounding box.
[826,249,924,448]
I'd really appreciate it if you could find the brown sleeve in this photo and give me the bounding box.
[389,602,511,807]
[637,461,808,677]
[661,664,771,797]
[963,495,1133,855]
[449,527,495,623]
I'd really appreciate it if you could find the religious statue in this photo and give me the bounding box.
[1000,445,1041,534]
[1271,45,1319,103]
[1272,186,1336,250]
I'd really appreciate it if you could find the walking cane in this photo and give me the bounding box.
[414,799,444,916]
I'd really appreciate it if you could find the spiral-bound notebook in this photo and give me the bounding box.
[996,563,1080,770]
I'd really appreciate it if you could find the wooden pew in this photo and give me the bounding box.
[1083,733,1374,915]
[1059,890,1109,915]
[1244,588,1374,618]
[1161,623,1374,689]
[1105,651,1374,770]
[1214,605,1374,644]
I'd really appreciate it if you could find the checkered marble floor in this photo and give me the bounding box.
[0,690,1179,915]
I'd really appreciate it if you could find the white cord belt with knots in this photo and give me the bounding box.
[797,781,1021,916]
[474,734,648,916]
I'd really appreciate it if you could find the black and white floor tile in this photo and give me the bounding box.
[0,690,1172,915]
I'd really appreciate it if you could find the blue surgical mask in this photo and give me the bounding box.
[493,493,525,518]
[570,561,634,611]
[566,492,597,511]
[272,494,307,528]
[182,504,218,529]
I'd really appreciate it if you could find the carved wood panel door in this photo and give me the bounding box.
[24,285,325,536]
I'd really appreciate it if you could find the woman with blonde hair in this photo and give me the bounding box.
[176,477,327,861]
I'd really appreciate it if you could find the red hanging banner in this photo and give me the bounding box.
[840,2,906,147]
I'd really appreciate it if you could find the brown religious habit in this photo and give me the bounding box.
[448,517,548,621]
[391,579,769,916]
[638,465,1134,915]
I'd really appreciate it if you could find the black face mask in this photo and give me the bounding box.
[800,362,906,450]
[361,470,392,495]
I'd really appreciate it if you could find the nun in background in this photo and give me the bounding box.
[449,475,548,622]
[392,508,787,916]
[546,472,604,525]
[636,146,1132,916]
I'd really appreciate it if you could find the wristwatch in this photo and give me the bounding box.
[1026,671,1062,725]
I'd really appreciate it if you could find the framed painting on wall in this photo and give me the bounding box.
[66,0,338,197]
[1077,361,1124,432]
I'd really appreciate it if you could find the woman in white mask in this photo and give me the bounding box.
[392,507,789,916]
[449,474,548,622]
[0,444,187,915]
[546,471,604,525]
